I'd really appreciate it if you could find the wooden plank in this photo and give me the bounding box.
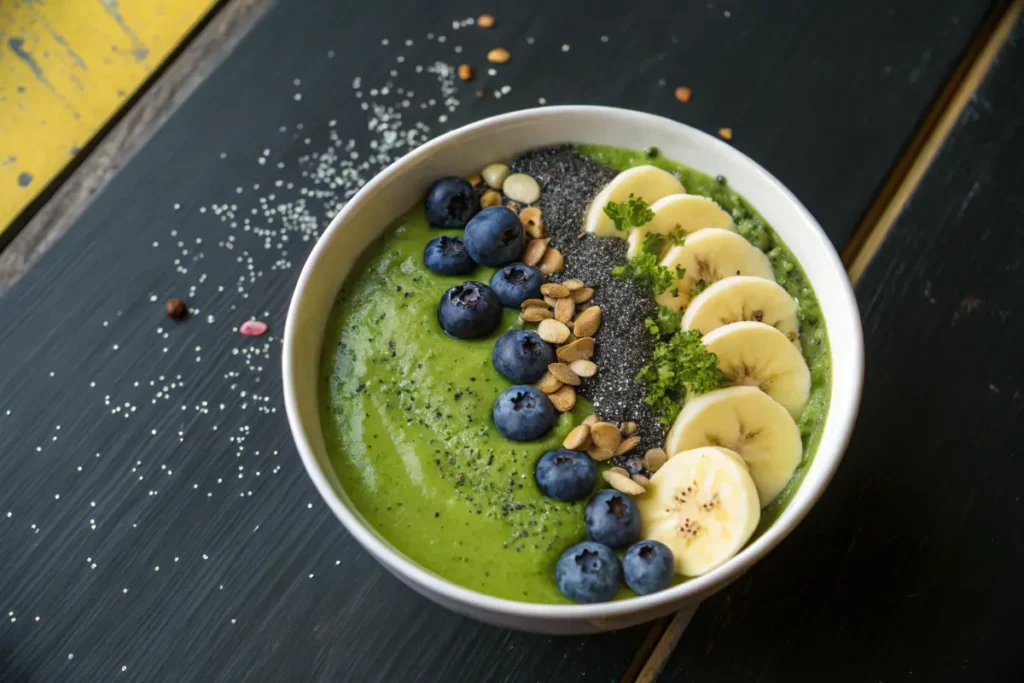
[656,11,1024,682]
[0,0,995,681]
[0,0,272,297]
[0,0,220,234]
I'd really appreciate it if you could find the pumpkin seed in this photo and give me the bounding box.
[547,362,581,386]
[563,424,591,450]
[573,306,601,338]
[537,319,571,344]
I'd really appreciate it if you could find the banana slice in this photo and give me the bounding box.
[664,386,801,506]
[702,321,811,418]
[682,276,799,338]
[655,229,775,310]
[626,194,735,259]
[637,446,760,577]
[584,166,685,237]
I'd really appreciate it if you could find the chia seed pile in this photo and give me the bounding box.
[511,145,664,472]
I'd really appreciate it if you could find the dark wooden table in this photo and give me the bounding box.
[0,1,1019,681]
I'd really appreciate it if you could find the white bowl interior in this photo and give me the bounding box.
[284,106,862,629]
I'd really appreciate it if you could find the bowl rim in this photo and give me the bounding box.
[283,105,864,620]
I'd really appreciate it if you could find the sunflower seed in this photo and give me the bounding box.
[547,362,581,386]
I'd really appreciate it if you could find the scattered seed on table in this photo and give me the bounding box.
[674,87,692,103]
[165,298,188,320]
[477,14,495,28]
[487,47,510,63]
[239,320,268,336]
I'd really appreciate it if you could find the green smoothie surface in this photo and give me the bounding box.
[320,145,831,603]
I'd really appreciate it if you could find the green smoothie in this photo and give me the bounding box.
[320,145,831,603]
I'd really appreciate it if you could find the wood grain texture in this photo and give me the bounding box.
[0,0,272,294]
[658,15,1024,682]
[0,0,220,231]
[0,1,996,681]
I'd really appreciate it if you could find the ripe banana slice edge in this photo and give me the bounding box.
[584,166,685,237]
[702,321,811,419]
[664,386,802,507]
[655,229,775,311]
[625,194,736,259]
[682,276,799,338]
[637,446,760,577]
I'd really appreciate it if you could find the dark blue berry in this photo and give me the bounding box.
[464,206,524,267]
[424,176,479,228]
[492,385,556,441]
[489,263,544,308]
[534,449,597,502]
[555,541,622,603]
[437,281,502,339]
[423,236,475,275]
[584,489,641,549]
[622,541,675,595]
[492,330,555,384]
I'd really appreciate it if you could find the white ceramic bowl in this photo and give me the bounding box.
[283,106,863,634]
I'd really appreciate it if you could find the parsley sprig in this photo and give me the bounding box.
[603,194,655,232]
[637,315,725,426]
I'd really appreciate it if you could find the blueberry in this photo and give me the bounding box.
[534,449,597,502]
[584,489,641,549]
[437,281,502,339]
[464,206,524,267]
[493,386,556,441]
[489,263,544,308]
[555,541,622,603]
[424,176,479,228]
[622,541,676,595]
[492,330,555,384]
[423,236,475,275]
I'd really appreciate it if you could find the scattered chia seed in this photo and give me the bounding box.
[511,146,665,471]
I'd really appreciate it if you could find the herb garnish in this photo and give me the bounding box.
[611,254,682,294]
[637,319,724,426]
[603,194,655,232]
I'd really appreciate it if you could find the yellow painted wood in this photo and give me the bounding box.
[0,0,219,233]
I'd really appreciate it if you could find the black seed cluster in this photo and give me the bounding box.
[512,146,666,472]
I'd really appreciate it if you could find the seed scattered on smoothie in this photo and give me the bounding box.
[487,47,510,64]
[540,283,570,298]
[614,435,640,456]
[555,336,594,363]
[458,64,473,81]
[521,307,553,322]
[568,359,597,378]
[519,207,544,238]
[604,468,646,495]
[519,298,548,310]
[477,14,495,28]
[165,297,188,320]
[482,163,511,189]
[547,363,580,386]
[538,247,564,274]
[590,422,622,451]
[573,305,601,337]
[466,172,483,186]
[549,385,576,412]
[620,421,638,436]
[503,173,541,204]
[535,371,562,394]
[631,473,651,488]
[718,128,734,141]
[480,189,502,208]
[582,414,599,427]
[586,445,615,462]
[537,319,570,344]
[570,287,594,303]
[554,297,575,323]
[563,424,591,450]
[674,86,692,103]
[523,238,549,266]
[643,447,668,472]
